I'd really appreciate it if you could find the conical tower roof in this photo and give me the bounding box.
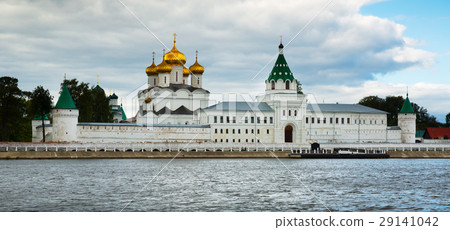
[400,94,415,113]
[55,83,77,109]
[267,40,294,83]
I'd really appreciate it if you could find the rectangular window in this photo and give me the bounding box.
[266,129,269,134]
[348,118,350,124]
[220,129,223,134]
[257,129,260,134]
[312,117,315,124]
[318,118,320,124]
[294,110,297,116]
[251,129,254,134]
[215,139,217,142]
[264,117,267,124]
[215,129,217,134]
[220,116,223,123]
[226,116,230,123]
[330,117,333,124]
[238,129,241,134]
[323,118,326,124]
[232,116,236,123]
[336,118,339,124]
[226,129,228,134]
[232,139,235,143]
[257,117,260,124]
[288,110,291,116]
[238,139,241,143]
[246,129,248,134]
[232,129,235,134]
[245,117,248,123]
[270,117,273,124]
[251,117,254,123]
[306,117,309,123]
[214,116,217,123]
[283,110,285,116]
[342,118,345,124]
[226,139,228,143]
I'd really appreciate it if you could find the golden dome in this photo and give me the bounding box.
[146,60,157,76]
[163,34,186,66]
[164,44,186,66]
[183,66,190,77]
[156,59,172,73]
[189,51,204,74]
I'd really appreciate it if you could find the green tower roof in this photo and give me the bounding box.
[400,95,415,113]
[54,83,77,109]
[267,43,295,83]
[120,105,127,120]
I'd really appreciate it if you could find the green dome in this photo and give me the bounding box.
[267,43,295,83]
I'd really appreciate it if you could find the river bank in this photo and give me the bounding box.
[1,150,449,159]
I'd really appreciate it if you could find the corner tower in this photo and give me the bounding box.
[266,36,297,93]
[398,93,416,143]
[52,81,79,142]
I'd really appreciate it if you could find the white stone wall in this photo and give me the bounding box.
[33,124,52,142]
[76,124,210,143]
[52,109,79,142]
[304,112,392,143]
[32,119,50,142]
[200,110,276,144]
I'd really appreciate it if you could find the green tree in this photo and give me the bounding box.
[0,76,27,141]
[30,86,53,142]
[91,86,113,122]
[359,95,443,129]
[295,79,303,94]
[446,113,450,127]
[61,79,93,122]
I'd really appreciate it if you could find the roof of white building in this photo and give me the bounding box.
[77,123,210,128]
[202,102,274,112]
[307,104,388,114]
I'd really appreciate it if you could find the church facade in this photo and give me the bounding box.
[32,36,415,144]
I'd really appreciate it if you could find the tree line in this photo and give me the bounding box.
[0,76,113,142]
[358,95,450,130]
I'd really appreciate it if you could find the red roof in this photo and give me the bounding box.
[423,128,450,139]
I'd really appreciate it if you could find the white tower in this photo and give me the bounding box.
[398,94,416,143]
[52,82,79,142]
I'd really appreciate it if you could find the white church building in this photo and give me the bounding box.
[32,36,416,144]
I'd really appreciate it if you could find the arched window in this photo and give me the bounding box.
[271,80,275,90]
[197,79,200,84]
[154,78,156,85]
[285,80,290,89]
[164,77,167,84]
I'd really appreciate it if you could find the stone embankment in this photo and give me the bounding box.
[0,150,449,159]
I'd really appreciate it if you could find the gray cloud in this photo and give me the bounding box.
[0,0,442,118]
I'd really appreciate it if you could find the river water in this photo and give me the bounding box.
[0,158,448,212]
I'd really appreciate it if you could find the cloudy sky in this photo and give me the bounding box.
[1,0,449,121]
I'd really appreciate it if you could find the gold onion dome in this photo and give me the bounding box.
[164,34,186,66]
[156,60,172,73]
[189,51,204,74]
[183,66,190,77]
[146,59,157,76]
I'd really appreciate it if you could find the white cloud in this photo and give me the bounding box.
[0,0,445,119]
